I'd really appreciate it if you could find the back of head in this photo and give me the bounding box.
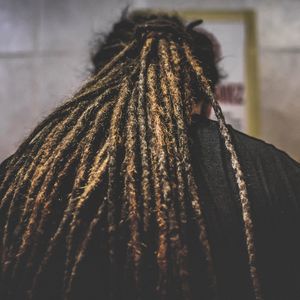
[0,10,262,300]
[91,11,220,86]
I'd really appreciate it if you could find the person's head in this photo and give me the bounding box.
[91,11,220,83]
[0,10,261,300]
[90,11,221,117]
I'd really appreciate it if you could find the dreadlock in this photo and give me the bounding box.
[0,11,263,300]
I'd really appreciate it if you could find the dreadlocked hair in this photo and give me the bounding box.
[0,11,263,300]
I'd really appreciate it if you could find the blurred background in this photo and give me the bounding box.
[0,0,299,162]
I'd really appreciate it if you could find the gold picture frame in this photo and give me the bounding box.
[138,9,260,137]
[180,10,260,137]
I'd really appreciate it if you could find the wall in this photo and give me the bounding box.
[0,0,299,162]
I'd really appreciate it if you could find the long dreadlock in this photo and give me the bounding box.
[0,11,263,300]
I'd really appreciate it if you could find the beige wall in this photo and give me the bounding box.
[0,0,299,162]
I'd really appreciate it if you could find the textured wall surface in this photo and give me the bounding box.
[0,0,299,162]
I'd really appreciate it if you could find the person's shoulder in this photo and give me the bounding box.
[224,123,300,187]
[191,115,300,170]
[229,124,300,169]
[0,155,13,174]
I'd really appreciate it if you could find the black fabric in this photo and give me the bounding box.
[189,114,300,300]
[0,116,299,300]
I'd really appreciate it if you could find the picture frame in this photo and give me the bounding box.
[179,10,260,137]
[143,9,260,137]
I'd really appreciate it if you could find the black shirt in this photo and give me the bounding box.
[0,115,299,300]
[190,115,300,300]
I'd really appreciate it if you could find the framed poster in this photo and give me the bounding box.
[142,9,260,137]
[180,10,260,137]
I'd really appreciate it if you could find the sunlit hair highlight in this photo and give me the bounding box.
[0,12,262,300]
